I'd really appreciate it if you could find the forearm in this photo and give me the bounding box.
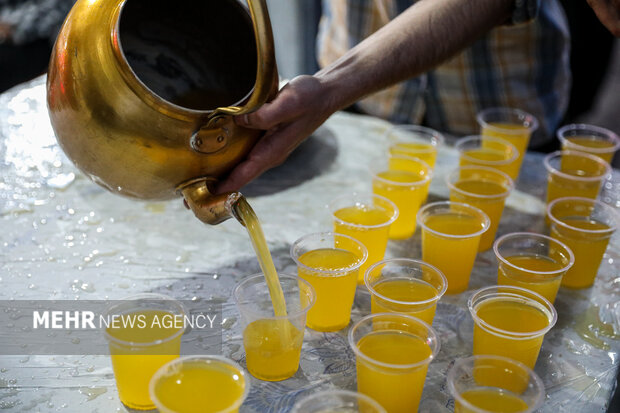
[316,0,514,112]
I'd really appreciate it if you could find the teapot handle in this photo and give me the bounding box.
[207,0,276,126]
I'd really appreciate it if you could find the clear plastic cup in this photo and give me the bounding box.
[446,166,514,252]
[447,355,545,413]
[386,124,445,169]
[103,293,186,410]
[233,274,315,381]
[456,135,520,180]
[468,285,557,369]
[370,155,432,240]
[494,232,574,304]
[149,355,249,413]
[329,193,398,284]
[291,389,386,413]
[547,197,619,288]
[364,258,447,324]
[348,313,439,413]
[557,123,620,164]
[477,107,539,179]
[417,201,490,294]
[291,232,367,332]
[543,150,611,206]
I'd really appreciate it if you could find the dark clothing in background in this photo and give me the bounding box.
[0,0,75,92]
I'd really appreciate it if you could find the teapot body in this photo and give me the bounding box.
[47,0,277,200]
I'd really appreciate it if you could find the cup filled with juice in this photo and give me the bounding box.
[233,273,315,381]
[468,285,557,369]
[291,232,367,332]
[386,124,445,170]
[557,123,620,164]
[365,258,447,325]
[446,166,514,252]
[543,150,611,205]
[348,313,439,413]
[329,193,398,283]
[447,355,545,413]
[149,355,249,413]
[547,197,619,289]
[417,201,490,294]
[455,136,520,180]
[104,293,186,410]
[291,389,386,413]
[371,155,432,240]
[477,107,539,180]
[494,232,574,304]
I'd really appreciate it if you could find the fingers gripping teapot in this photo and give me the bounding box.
[46,0,278,224]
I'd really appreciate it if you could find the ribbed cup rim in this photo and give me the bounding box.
[557,123,620,153]
[547,196,619,235]
[455,136,519,166]
[149,355,249,413]
[385,124,446,152]
[364,258,448,306]
[328,193,399,229]
[446,165,514,200]
[370,154,432,187]
[348,313,440,370]
[467,285,557,339]
[476,107,539,133]
[290,231,368,276]
[543,150,611,181]
[493,232,574,278]
[291,389,387,413]
[417,201,490,239]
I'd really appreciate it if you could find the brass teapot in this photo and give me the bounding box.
[47,0,278,224]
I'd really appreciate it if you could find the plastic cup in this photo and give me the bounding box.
[348,313,439,413]
[477,107,539,179]
[468,285,557,369]
[103,293,186,410]
[291,232,367,332]
[291,389,386,413]
[547,197,619,288]
[149,355,249,413]
[385,124,445,169]
[233,274,315,381]
[446,166,514,252]
[543,150,611,206]
[371,155,432,240]
[493,232,574,304]
[447,355,545,413]
[456,136,520,180]
[417,201,490,294]
[329,193,398,284]
[364,258,447,325]
[557,123,620,164]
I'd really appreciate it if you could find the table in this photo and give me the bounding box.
[1,76,619,412]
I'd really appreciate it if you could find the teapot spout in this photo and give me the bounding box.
[178,178,242,225]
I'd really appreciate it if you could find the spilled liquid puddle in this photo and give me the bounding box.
[573,305,619,350]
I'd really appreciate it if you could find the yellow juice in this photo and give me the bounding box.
[473,298,551,369]
[550,217,611,288]
[456,388,529,413]
[152,360,246,413]
[460,149,516,180]
[482,122,531,177]
[371,278,439,324]
[107,310,183,410]
[356,331,431,413]
[421,214,485,294]
[373,170,426,240]
[563,136,616,163]
[243,318,303,381]
[546,169,604,205]
[334,206,392,283]
[497,255,565,303]
[450,179,508,252]
[298,248,360,331]
[389,142,437,168]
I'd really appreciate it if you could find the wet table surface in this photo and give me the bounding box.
[1,77,619,412]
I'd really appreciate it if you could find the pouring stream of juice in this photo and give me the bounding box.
[233,196,288,317]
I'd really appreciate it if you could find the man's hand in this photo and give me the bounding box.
[587,0,620,36]
[215,75,337,193]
